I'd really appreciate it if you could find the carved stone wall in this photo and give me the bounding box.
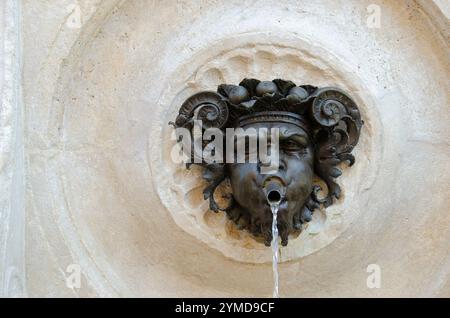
[1,0,449,297]
[0,0,26,297]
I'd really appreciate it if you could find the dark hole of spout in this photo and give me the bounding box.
[267,190,282,204]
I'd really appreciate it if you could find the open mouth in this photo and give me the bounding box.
[267,189,282,204]
[262,177,286,205]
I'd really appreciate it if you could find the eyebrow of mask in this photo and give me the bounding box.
[279,129,309,144]
[282,134,309,146]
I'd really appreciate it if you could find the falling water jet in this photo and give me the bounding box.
[270,202,280,298]
[264,185,283,299]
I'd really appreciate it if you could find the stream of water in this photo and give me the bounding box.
[271,203,279,298]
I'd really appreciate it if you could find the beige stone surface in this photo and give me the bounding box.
[0,0,448,297]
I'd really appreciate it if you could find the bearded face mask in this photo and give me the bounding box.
[171,79,363,246]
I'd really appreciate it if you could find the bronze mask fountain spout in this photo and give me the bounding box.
[263,177,285,206]
[170,78,363,247]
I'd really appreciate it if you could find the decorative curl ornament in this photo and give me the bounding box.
[174,91,229,129]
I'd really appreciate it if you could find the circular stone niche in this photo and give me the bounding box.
[152,39,380,263]
[45,0,450,296]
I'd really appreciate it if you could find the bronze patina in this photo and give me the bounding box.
[171,79,363,246]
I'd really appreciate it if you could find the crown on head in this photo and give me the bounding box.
[173,78,362,136]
